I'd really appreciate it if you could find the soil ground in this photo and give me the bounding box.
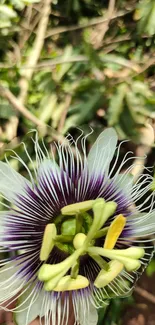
[123,273,155,325]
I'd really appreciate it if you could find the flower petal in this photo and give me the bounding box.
[37,158,70,208]
[0,259,25,304]
[129,211,155,237]
[114,173,133,198]
[79,302,98,325]
[38,158,60,176]
[14,285,44,325]
[87,128,117,177]
[0,162,31,201]
[0,211,7,234]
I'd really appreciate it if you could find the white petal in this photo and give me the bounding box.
[14,285,44,325]
[0,259,25,303]
[129,211,155,237]
[114,173,133,198]
[79,302,98,325]
[38,159,69,206]
[38,158,60,178]
[0,162,31,201]
[0,211,7,234]
[87,128,117,177]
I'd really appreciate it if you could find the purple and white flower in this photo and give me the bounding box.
[0,128,154,325]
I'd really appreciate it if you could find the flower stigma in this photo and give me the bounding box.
[38,198,146,292]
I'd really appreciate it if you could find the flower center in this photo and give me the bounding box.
[38,199,145,292]
[51,201,94,254]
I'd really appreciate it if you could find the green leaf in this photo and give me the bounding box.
[0,99,16,118]
[63,92,103,133]
[137,0,155,36]
[108,83,128,126]
[146,259,155,277]
[54,46,73,82]
[38,94,57,123]
[0,5,17,18]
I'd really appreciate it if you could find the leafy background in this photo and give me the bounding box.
[0,0,155,324]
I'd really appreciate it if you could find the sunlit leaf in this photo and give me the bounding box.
[108,83,127,126]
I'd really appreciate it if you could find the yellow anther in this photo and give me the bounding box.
[104,214,126,249]
[113,247,145,259]
[38,247,84,282]
[40,223,57,261]
[88,246,143,272]
[73,233,87,250]
[117,257,141,272]
[61,200,94,215]
[94,260,124,288]
[52,275,89,292]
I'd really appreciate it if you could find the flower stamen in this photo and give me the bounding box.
[104,214,126,249]
[88,246,145,272]
[84,199,117,245]
[94,260,124,288]
[53,275,89,292]
[40,223,57,261]
[61,200,95,216]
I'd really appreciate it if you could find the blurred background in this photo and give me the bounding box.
[0,0,155,324]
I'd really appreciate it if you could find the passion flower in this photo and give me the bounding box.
[0,128,154,325]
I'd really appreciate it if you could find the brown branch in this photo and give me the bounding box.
[19,10,42,50]
[19,55,140,72]
[18,0,52,105]
[135,286,155,304]
[2,0,52,144]
[92,0,116,49]
[131,124,154,182]
[58,95,72,133]
[45,9,133,38]
[0,55,140,72]
[0,85,76,151]
[0,85,44,127]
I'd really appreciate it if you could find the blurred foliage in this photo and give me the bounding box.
[0,0,155,324]
[146,259,155,277]
[0,0,155,143]
[98,295,134,325]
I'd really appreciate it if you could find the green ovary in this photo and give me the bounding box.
[61,219,76,236]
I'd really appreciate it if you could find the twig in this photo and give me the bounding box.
[25,55,88,68]
[136,57,155,75]
[131,124,154,182]
[45,9,133,38]
[19,10,41,50]
[0,85,77,152]
[135,286,155,304]
[92,0,116,49]
[58,95,72,133]
[18,0,52,104]
[20,55,140,72]
[2,0,52,145]
[0,85,44,127]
